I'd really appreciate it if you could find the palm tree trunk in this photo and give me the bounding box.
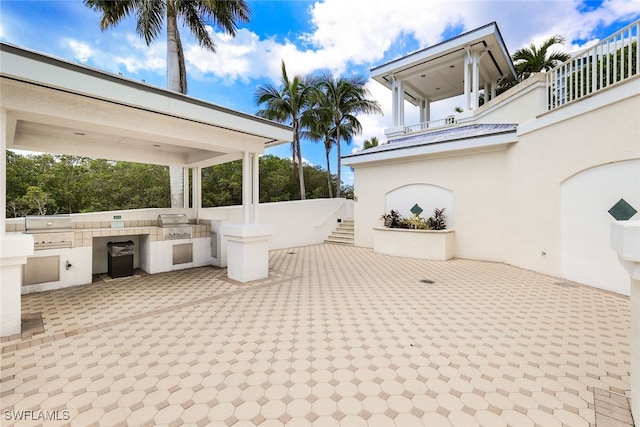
[324,137,333,198]
[166,0,185,208]
[293,121,306,200]
[335,126,341,198]
[296,139,306,200]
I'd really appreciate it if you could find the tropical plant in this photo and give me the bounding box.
[256,61,316,200]
[427,208,447,230]
[84,0,250,208]
[381,209,404,228]
[381,208,447,230]
[362,136,380,150]
[512,35,571,80]
[303,104,337,198]
[315,73,382,197]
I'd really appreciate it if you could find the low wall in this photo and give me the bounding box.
[200,198,354,250]
[373,227,454,260]
[6,198,354,256]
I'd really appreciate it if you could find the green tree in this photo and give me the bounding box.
[84,0,250,208]
[362,136,380,150]
[256,61,316,200]
[303,95,337,198]
[512,35,571,80]
[22,186,52,215]
[315,73,382,197]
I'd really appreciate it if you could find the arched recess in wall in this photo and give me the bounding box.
[560,159,640,296]
[385,183,453,226]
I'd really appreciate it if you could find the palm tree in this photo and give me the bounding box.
[84,0,250,208]
[362,136,379,150]
[315,73,382,197]
[512,35,571,80]
[255,61,316,200]
[302,105,336,198]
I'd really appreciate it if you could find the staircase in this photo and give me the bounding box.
[325,219,354,246]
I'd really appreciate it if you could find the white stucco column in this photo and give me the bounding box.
[192,167,201,219]
[252,153,259,224]
[242,151,251,224]
[391,76,405,128]
[464,50,472,111]
[222,151,273,283]
[182,167,189,209]
[611,220,640,421]
[419,99,430,125]
[0,108,34,337]
[396,78,404,129]
[471,51,480,109]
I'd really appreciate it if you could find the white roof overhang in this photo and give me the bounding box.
[0,43,293,168]
[342,124,518,166]
[371,22,516,105]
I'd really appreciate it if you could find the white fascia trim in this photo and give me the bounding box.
[343,132,517,166]
[0,43,292,144]
[371,24,498,79]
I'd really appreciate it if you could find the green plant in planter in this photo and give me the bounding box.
[381,209,404,228]
[427,208,447,230]
[407,213,428,229]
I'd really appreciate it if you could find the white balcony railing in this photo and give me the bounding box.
[404,116,456,134]
[547,19,639,110]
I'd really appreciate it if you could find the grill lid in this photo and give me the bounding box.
[157,214,190,227]
[25,215,72,233]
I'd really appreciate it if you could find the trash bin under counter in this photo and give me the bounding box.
[107,240,134,278]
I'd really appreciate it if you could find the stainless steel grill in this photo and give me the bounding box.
[157,214,192,240]
[25,215,74,250]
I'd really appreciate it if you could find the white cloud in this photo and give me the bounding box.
[68,40,93,63]
[183,0,640,90]
[288,155,314,166]
[113,35,165,73]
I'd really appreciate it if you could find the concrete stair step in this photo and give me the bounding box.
[325,219,354,246]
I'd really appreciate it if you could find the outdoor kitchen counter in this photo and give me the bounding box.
[16,223,213,293]
[24,224,212,248]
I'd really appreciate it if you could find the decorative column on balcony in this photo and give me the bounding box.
[610,220,640,421]
[419,99,430,125]
[222,151,273,283]
[385,76,406,138]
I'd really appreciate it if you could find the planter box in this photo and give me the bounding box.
[373,227,454,260]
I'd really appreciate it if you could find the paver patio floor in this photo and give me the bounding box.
[0,244,632,426]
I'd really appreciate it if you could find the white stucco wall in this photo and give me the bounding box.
[505,79,640,282]
[561,160,639,295]
[385,184,453,226]
[352,76,640,295]
[201,198,353,250]
[353,149,508,261]
[464,74,547,125]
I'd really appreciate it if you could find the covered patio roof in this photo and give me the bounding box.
[371,22,516,105]
[0,42,292,168]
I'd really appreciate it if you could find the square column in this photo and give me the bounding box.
[611,220,640,421]
[223,151,272,283]
[1,234,34,337]
[1,108,34,337]
[222,224,274,282]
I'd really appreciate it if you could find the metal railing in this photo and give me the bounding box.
[547,19,639,110]
[404,116,456,134]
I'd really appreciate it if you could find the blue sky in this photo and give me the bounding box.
[1,0,639,185]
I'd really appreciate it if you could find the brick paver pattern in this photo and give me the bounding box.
[0,244,632,426]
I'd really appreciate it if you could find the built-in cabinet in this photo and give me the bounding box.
[22,224,213,293]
